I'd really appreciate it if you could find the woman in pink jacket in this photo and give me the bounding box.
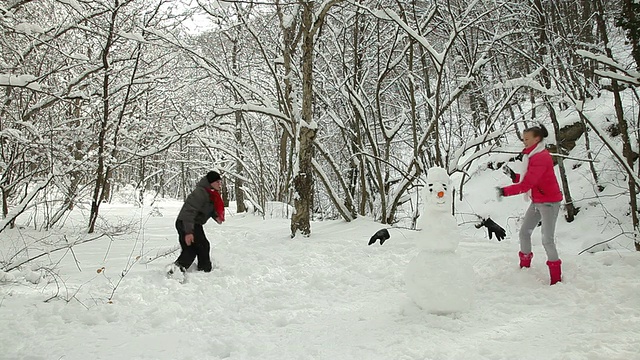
[498,125,563,285]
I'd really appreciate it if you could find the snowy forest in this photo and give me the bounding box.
[1,0,639,243]
[2,1,640,358]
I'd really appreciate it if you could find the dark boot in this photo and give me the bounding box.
[167,262,186,275]
[546,259,562,285]
[197,263,212,272]
[519,251,533,268]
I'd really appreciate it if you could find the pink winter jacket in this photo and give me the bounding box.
[502,144,563,203]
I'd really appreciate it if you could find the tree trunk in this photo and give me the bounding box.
[137,158,145,206]
[234,110,246,213]
[1,187,13,229]
[596,0,639,250]
[63,99,84,213]
[350,8,367,216]
[291,1,316,237]
[418,44,435,168]
[220,177,230,207]
[180,139,187,200]
[275,1,297,204]
[278,131,292,203]
[231,38,246,214]
[619,0,640,70]
[547,101,578,222]
[88,3,119,233]
[578,112,602,191]
[533,0,578,222]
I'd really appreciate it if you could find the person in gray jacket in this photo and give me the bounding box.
[172,171,224,273]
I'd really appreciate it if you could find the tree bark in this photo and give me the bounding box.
[291,1,316,237]
[234,110,247,213]
[230,37,246,214]
[547,101,578,222]
[275,0,298,204]
[88,2,119,234]
[350,8,367,216]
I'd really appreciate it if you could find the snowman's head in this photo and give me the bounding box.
[422,167,451,211]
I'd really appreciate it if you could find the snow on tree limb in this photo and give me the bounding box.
[0,173,54,233]
[312,159,355,222]
[0,74,42,90]
[130,104,289,159]
[576,49,640,85]
[383,115,406,139]
[448,130,504,173]
[576,49,634,73]
[447,84,522,173]
[494,67,560,96]
[312,0,344,38]
[594,70,639,86]
[369,7,444,70]
[578,111,640,192]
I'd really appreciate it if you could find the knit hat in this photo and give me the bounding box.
[206,171,221,183]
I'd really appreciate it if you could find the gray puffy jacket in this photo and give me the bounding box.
[177,176,216,234]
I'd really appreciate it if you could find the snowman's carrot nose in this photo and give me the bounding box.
[437,191,445,198]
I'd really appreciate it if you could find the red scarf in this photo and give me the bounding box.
[205,188,225,222]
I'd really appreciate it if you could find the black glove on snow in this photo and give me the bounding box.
[475,218,506,241]
[502,165,517,182]
[368,228,390,245]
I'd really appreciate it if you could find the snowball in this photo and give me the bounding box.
[24,270,42,284]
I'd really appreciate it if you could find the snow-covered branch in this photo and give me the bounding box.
[0,173,55,233]
[578,112,640,192]
[448,129,504,173]
[576,49,640,85]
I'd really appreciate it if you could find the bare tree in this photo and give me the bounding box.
[595,0,639,249]
[289,0,343,237]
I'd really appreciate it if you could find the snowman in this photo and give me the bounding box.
[404,167,475,314]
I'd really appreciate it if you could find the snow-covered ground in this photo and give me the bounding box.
[2,176,639,360]
[2,92,640,360]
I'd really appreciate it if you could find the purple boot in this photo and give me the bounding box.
[546,259,562,285]
[519,251,533,268]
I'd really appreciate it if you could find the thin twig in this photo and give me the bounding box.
[141,245,180,264]
[578,232,634,255]
[5,233,108,272]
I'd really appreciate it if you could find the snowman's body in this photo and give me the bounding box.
[404,167,474,314]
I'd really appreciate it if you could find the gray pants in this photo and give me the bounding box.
[519,202,561,261]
